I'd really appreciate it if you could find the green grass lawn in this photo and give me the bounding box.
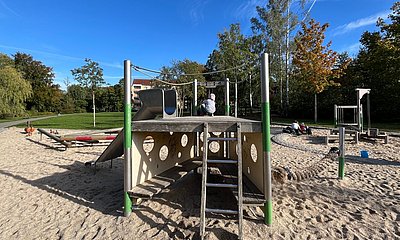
[17,112,126,130]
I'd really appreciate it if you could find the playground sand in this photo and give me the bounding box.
[0,127,399,239]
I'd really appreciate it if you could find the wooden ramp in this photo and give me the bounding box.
[128,157,202,199]
[95,130,124,164]
[37,128,71,148]
[127,157,265,206]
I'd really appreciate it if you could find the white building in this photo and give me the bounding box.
[131,79,153,109]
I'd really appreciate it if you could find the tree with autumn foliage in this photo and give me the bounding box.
[292,19,349,122]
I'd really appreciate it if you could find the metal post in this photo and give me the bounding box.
[249,74,253,113]
[93,93,96,127]
[193,79,198,116]
[225,78,230,116]
[234,80,238,118]
[261,53,272,225]
[193,79,199,157]
[367,93,371,130]
[356,90,361,131]
[225,78,230,158]
[123,60,132,217]
[334,105,337,127]
[338,127,345,179]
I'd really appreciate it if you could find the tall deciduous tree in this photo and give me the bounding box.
[71,58,105,127]
[251,0,306,114]
[0,55,32,117]
[13,52,59,112]
[293,19,349,122]
[206,24,257,115]
[159,59,206,116]
[350,2,400,120]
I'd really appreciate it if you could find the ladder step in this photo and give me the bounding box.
[206,208,238,215]
[208,137,237,141]
[207,159,237,164]
[206,183,237,188]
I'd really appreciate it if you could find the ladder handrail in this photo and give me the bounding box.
[237,123,243,239]
[200,123,209,237]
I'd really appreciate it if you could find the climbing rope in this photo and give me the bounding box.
[132,62,250,77]
[133,67,194,86]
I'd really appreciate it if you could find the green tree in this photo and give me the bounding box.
[206,24,257,115]
[67,84,88,112]
[0,65,32,117]
[13,52,59,112]
[251,0,307,114]
[71,58,105,127]
[292,19,349,122]
[350,2,400,120]
[0,53,14,68]
[159,59,206,116]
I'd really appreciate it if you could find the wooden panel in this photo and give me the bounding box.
[131,131,195,187]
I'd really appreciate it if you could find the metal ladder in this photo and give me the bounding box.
[200,123,243,239]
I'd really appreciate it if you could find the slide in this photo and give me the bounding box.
[95,89,177,164]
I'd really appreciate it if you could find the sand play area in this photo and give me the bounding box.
[0,126,399,239]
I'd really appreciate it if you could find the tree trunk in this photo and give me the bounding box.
[285,0,291,116]
[314,93,318,123]
[92,90,96,127]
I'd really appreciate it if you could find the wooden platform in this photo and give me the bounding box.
[132,116,261,133]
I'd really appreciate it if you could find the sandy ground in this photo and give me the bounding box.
[0,127,399,239]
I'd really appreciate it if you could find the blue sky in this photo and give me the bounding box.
[0,0,395,89]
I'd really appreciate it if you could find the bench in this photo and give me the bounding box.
[360,129,389,144]
[324,128,359,144]
[128,157,202,199]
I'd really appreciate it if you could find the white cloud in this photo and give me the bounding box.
[332,10,390,36]
[234,0,265,20]
[100,62,123,70]
[187,0,209,26]
[0,44,123,69]
[339,42,361,56]
[103,75,123,79]
[0,0,20,17]
[0,44,82,61]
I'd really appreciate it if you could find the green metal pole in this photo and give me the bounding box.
[261,53,272,225]
[338,127,345,179]
[124,60,132,217]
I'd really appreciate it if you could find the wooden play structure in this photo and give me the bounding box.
[90,55,273,239]
[37,128,119,150]
[330,88,389,144]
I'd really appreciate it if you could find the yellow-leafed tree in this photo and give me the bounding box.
[293,19,349,122]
